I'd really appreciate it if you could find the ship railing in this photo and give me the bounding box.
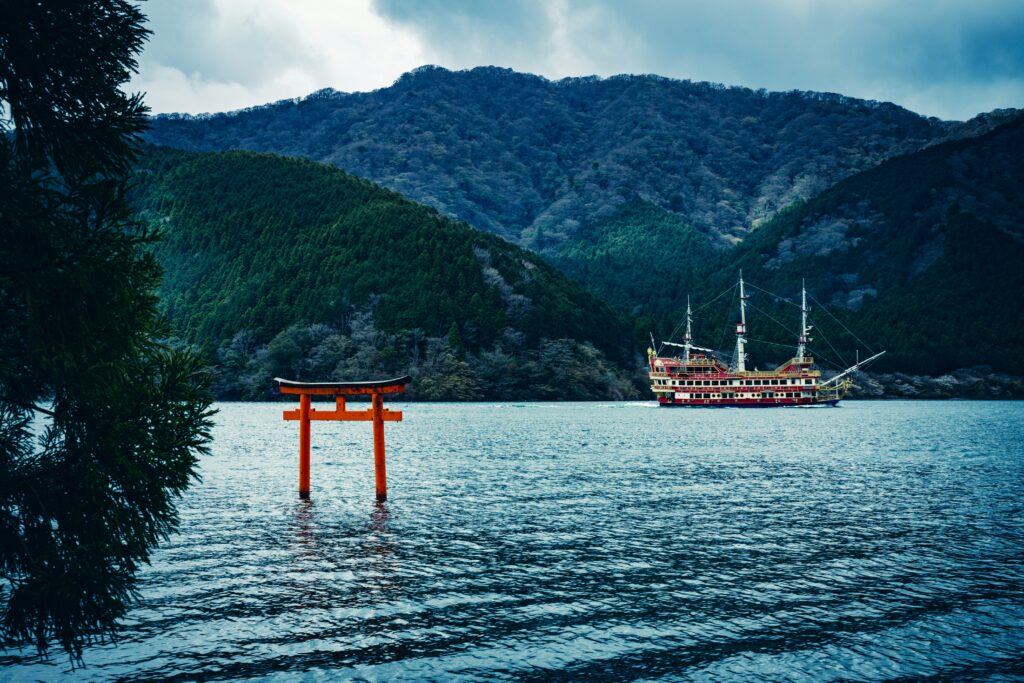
[653,370,821,381]
[772,357,815,371]
[655,361,721,368]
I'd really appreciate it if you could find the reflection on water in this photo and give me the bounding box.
[2,401,1023,681]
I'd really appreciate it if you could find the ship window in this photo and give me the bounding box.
[805,379,813,384]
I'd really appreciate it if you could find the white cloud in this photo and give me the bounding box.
[130,0,427,114]
[131,0,1024,119]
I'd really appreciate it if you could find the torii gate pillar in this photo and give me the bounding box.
[276,376,410,501]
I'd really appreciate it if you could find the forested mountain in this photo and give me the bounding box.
[144,66,1017,249]
[131,147,638,400]
[658,113,1024,377]
[137,70,1024,389]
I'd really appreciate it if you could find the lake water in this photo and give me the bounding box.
[3,401,1023,681]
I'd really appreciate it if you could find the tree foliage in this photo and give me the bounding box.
[0,0,214,657]
[130,146,638,397]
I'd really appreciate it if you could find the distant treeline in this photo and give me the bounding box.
[213,309,644,401]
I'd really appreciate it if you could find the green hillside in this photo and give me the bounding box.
[131,147,638,399]
[671,114,1024,376]
[551,199,716,318]
[132,111,1024,395]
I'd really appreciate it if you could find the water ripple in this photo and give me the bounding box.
[2,401,1023,681]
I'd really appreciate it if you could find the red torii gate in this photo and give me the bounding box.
[275,376,410,501]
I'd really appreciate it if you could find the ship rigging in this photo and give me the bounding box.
[648,273,884,407]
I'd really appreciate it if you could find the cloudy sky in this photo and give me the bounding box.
[130,0,1024,121]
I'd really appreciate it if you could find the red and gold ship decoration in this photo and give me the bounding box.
[648,273,884,407]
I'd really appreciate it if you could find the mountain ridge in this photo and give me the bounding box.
[144,65,1018,250]
[156,65,1014,125]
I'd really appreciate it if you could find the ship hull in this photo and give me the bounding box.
[657,398,839,407]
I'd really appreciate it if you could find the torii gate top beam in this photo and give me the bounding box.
[275,376,411,395]
[275,376,410,501]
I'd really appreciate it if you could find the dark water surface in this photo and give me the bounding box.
[4,401,1023,681]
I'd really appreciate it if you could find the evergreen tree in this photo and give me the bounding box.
[0,1,214,657]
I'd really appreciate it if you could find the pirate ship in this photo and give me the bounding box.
[648,273,884,407]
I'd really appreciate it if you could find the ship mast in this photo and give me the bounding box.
[734,271,748,372]
[797,279,812,362]
[683,296,693,361]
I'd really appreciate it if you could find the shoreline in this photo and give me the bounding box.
[214,367,1024,402]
